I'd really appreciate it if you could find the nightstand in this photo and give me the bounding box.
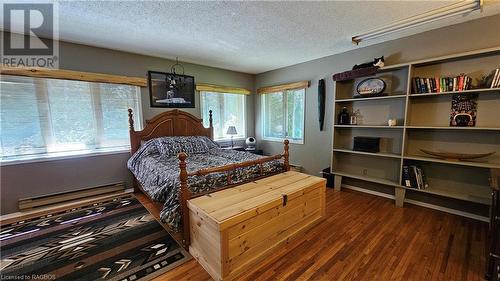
[221,146,244,150]
[223,146,264,155]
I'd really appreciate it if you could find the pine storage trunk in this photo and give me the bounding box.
[187,171,326,281]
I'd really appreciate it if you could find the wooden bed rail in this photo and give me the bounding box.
[178,140,290,247]
[188,154,284,177]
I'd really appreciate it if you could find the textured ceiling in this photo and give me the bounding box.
[4,1,500,74]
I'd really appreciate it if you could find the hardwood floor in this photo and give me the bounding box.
[154,188,488,281]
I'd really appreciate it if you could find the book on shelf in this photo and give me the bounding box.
[495,68,500,88]
[485,68,500,88]
[421,172,429,190]
[412,74,473,94]
[403,165,418,189]
[402,166,412,188]
[415,167,421,189]
[402,165,428,190]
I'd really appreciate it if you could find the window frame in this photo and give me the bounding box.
[0,147,131,166]
[199,91,247,141]
[261,89,306,145]
[0,75,143,165]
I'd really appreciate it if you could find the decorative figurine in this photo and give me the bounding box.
[352,56,385,70]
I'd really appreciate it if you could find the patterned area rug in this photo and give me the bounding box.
[0,195,190,280]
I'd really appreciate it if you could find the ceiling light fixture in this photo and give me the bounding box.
[351,0,483,45]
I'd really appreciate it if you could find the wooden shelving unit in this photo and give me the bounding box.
[336,94,406,102]
[333,148,401,159]
[403,155,500,169]
[334,125,404,129]
[331,47,500,216]
[409,87,500,97]
[401,185,491,205]
[331,171,400,187]
[406,126,500,131]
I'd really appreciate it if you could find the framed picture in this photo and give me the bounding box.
[148,71,195,108]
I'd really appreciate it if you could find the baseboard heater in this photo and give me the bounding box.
[18,182,126,211]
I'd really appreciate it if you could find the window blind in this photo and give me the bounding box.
[0,75,142,160]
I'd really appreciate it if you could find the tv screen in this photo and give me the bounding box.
[148,71,195,108]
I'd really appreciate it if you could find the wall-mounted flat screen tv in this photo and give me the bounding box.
[148,71,195,108]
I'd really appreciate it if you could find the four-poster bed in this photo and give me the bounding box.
[127,109,290,249]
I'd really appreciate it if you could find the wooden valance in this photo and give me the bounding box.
[257,80,310,94]
[196,83,251,95]
[0,66,148,87]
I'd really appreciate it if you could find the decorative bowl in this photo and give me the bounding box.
[419,149,495,161]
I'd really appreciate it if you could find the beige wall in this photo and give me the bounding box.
[2,15,499,215]
[55,37,256,124]
[0,34,255,214]
[254,15,500,175]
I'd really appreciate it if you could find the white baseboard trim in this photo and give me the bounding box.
[341,184,489,223]
[1,189,134,226]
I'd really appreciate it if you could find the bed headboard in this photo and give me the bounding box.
[128,109,213,155]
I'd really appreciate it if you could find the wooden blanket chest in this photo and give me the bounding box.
[187,171,326,280]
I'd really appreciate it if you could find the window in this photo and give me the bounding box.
[262,89,305,143]
[0,75,142,162]
[200,91,246,140]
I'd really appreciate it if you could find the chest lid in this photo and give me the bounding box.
[188,171,325,228]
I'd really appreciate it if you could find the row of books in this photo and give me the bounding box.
[485,68,500,88]
[412,74,473,94]
[402,165,429,190]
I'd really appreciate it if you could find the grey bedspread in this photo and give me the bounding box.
[127,136,283,231]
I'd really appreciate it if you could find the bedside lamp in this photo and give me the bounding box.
[226,126,238,148]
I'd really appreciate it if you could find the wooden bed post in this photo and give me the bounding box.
[284,139,290,172]
[128,109,140,193]
[208,110,214,139]
[128,108,138,152]
[178,152,191,249]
